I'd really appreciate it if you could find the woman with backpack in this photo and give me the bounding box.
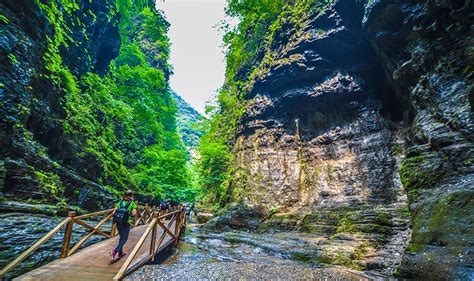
[111,190,138,260]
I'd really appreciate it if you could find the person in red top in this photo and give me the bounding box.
[111,190,138,260]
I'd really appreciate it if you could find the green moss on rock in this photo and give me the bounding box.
[312,242,372,270]
[34,170,63,200]
[299,209,348,235]
[399,155,440,192]
[409,190,474,252]
[335,209,393,236]
[257,212,303,233]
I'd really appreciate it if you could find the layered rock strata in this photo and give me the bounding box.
[212,0,473,278]
[364,0,473,278]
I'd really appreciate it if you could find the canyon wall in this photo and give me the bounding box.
[1,0,121,211]
[211,1,473,279]
[364,0,473,278]
[0,0,190,212]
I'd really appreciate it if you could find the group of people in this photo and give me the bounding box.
[110,190,195,261]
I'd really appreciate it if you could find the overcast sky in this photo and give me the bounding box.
[156,0,228,114]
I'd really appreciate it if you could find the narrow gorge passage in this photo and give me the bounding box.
[1,0,473,280]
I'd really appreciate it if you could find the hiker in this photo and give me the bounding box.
[160,198,169,216]
[185,203,191,219]
[111,190,138,260]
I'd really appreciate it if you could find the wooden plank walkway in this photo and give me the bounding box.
[16,221,176,281]
[0,206,186,280]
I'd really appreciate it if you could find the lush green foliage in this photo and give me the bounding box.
[36,0,198,204]
[172,92,204,149]
[223,0,287,81]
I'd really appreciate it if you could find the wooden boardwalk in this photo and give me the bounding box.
[16,222,175,280]
[1,206,186,280]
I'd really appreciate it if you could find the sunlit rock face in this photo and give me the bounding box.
[233,2,404,217]
[216,1,411,274]
[217,0,473,278]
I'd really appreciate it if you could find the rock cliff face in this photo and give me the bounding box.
[215,0,472,278]
[0,0,121,210]
[364,1,473,278]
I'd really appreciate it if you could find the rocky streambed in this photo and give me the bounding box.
[127,224,389,280]
[0,212,111,279]
[1,215,406,280]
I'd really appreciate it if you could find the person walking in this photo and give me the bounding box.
[185,203,191,220]
[160,198,169,216]
[111,190,138,260]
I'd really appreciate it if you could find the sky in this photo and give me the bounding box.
[156,0,229,114]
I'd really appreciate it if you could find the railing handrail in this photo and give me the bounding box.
[0,217,72,278]
[67,212,115,256]
[113,207,186,280]
[0,205,186,280]
[0,206,119,278]
[74,208,114,220]
[113,216,158,280]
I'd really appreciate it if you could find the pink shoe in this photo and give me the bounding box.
[119,252,127,259]
[110,250,116,259]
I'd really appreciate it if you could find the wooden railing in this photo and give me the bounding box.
[0,203,162,279]
[113,207,187,280]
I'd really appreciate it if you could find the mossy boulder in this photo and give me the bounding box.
[408,190,473,250]
[257,212,303,233]
[335,208,396,238]
[307,241,373,271]
[400,190,474,279]
[298,210,346,235]
[203,203,269,232]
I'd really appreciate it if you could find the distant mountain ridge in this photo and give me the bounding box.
[172,92,203,149]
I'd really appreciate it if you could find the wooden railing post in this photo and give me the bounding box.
[145,204,149,222]
[174,212,181,245]
[182,208,186,226]
[111,222,117,237]
[182,208,186,227]
[150,213,158,260]
[152,206,157,222]
[60,211,75,258]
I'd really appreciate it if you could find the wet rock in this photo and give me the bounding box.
[211,1,411,276]
[364,0,474,279]
[204,203,268,231]
[0,201,56,216]
[196,212,213,224]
